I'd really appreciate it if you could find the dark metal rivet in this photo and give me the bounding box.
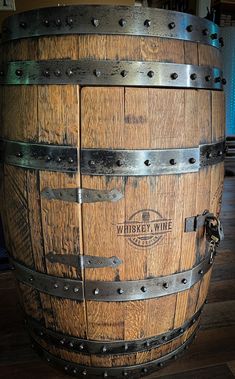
[123,371,128,377]
[205,75,211,82]
[103,372,108,378]
[186,25,193,32]
[141,286,147,292]
[211,33,218,40]
[29,276,34,282]
[182,278,187,284]
[94,69,101,77]
[192,318,196,323]
[190,73,197,80]
[222,78,227,85]
[0,71,4,77]
[66,68,74,77]
[73,369,77,374]
[205,299,209,304]
[94,288,99,295]
[189,158,196,164]
[207,152,212,159]
[158,362,164,367]
[202,28,209,36]
[40,331,44,336]
[54,69,61,77]
[73,287,79,293]
[55,18,62,26]
[215,77,221,83]
[121,70,128,77]
[118,288,124,294]
[15,69,23,77]
[142,368,148,373]
[116,160,123,167]
[144,19,151,27]
[64,366,69,371]
[79,344,84,350]
[174,355,178,360]
[217,150,223,156]
[102,346,107,353]
[64,285,69,291]
[168,22,175,29]
[88,160,95,167]
[60,339,65,345]
[119,19,126,27]
[82,369,87,375]
[43,70,50,77]
[198,269,203,275]
[144,160,151,166]
[20,22,27,28]
[54,283,59,289]
[69,342,74,348]
[43,19,50,27]
[16,152,23,158]
[180,328,184,333]
[46,155,52,162]
[68,157,74,164]
[92,18,99,27]
[163,282,169,289]
[47,358,51,362]
[56,157,62,163]
[67,17,73,26]
[162,336,167,341]
[147,70,154,78]
[171,72,178,80]
[146,341,150,347]
[169,159,176,165]
[124,343,128,351]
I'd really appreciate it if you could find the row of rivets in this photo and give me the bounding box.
[88,158,197,168]
[53,282,80,293]
[14,152,75,164]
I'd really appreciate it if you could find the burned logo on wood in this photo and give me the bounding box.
[116,209,173,248]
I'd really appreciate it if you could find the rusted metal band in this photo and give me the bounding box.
[0,140,225,175]
[27,305,203,355]
[0,60,224,90]
[2,5,221,48]
[32,328,198,377]
[11,251,213,302]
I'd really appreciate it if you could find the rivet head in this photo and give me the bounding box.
[211,33,218,40]
[56,157,62,163]
[124,343,128,351]
[144,19,151,27]
[94,69,101,77]
[43,69,50,77]
[102,346,107,352]
[94,288,99,295]
[43,19,50,27]
[20,21,27,28]
[205,75,211,82]
[121,70,128,78]
[171,72,178,80]
[79,344,84,350]
[64,366,69,371]
[147,70,154,78]
[16,151,23,158]
[67,17,73,26]
[103,372,108,378]
[60,339,65,345]
[142,368,148,373]
[222,78,227,85]
[66,68,74,77]
[69,342,74,348]
[0,71,4,77]
[192,318,196,323]
[207,152,212,159]
[190,73,197,80]
[64,285,69,291]
[169,159,176,165]
[40,331,44,336]
[123,371,128,377]
[68,157,74,164]
[54,69,61,77]
[202,28,209,36]
[168,22,175,29]
[186,25,193,32]
[182,278,187,284]
[144,159,151,166]
[118,288,124,294]
[92,18,99,27]
[180,328,184,333]
[159,362,164,367]
[119,18,126,27]
[198,269,203,275]
[46,155,52,162]
[73,287,79,293]
[189,157,196,164]
[47,358,51,362]
[54,283,59,289]
[205,299,209,304]
[217,150,223,156]
[55,18,62,26]
[141,286,147,292]
[15,69,23,77]
[82,369,87,375]
[145,341,150,347]
[29,276,34,282]
[162,336,167,341]
[163,282,169,289]
[73,369,77,374]
[88,160,96,167]
[116,160,123,167]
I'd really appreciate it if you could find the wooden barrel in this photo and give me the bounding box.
[0,6,225,378]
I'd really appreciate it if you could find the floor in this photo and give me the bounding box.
[0,175,235,379]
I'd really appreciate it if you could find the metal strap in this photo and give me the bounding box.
[2,5,221,48]
[0,140,225,175]
[0,60,224,90]
[32,329,198,377]
[41,188,123,203]
[12,251,213,302]
[45,252,122,269]
[185,210,213,232]
[27,305,203,355]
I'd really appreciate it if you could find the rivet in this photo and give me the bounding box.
[222,78,227,85]
[119,18,126,27]
[73,287,79,293]
[66,17,73,26]
[162,336,167,341]
[180,328,184,333]
[60,339,65,345]
[47,358,51,362]
[68,157,74,164]
[219,37,224,47]
[88,160,96,167]
[142,368,148,373]
[103,372,108,378]
[163,282,169,289]
[64,366,69,371]
[118,288,124,294]
[20,21,27,28]
[69,342,74,348]
[43,19,50,27]
[92,18,99,27]
[116,160,123,167]
[182,278,187,284]
[0,71,4,76]
[189,157,196,164]
[202,28,209,36]
[15,69,23,77]
[79,344,84,350]
[190,73,197,80]
[64,285,69,291]
[168,22,175,29]
[141,286,147,292]
[171,72,178,80]
[198,269,203,275]
[192,318,196,323]
[40,331,44,336]
[186,25,193,32]
[185,345,189,350]
[45,155,52,162]
[121,70,128,77]
[215,77,221,83]
[66,68,74,77]
[205,75,211,82]
[169,159,176,165]
[94,69,101,77]
[174,355,178,360]
[147,70,154,78]
[144,19,151,27]
[54,283,59,289]
[158,362,164,367]
[124,343,128,351]
[29,276,34,282]
[16,152,23,158]
[94,288,99,295]
[73,369,77,374]
[82,369,87,375]
[123,371,128,377]
[102,346,107,353]
[144,159,151,166]
[211,33,218,40]
[205,299,208,304]
[217,150,223,156]
[55,18,62,26]
[57,157,62,163]
[31,343,35,349]
[145,341,150,347]
[54,69,61,77]
[207,152,212,159]
[43,69,50,77]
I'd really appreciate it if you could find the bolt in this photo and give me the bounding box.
[124,343,128,351]
[141,286,147,292]
[147,70,154,78]
[121,70,128,77]
[57,157,62,163]
[202,28,209,36]
[144,19,151,27]
[144,159,151,166]
[92,18,99,27]
[60,339,65,345]
[158,362,164,367]
[29,276,34,282]
[180,328,184,333]
[169,159,176,165]
[217,150,223,156]
[123,371,128,377]
[15,69,23,77]
[146,341,150,347]
[103,372,108,378]
[142,368,148,373]
[205,299,208,304]
[207,152,212,159]
[47,358,51,362]
[190,73,197,80]
[73,369,77,374]
[182,278,187,284]
[64,366,69,371]
[162,336,167,341]
[171,72,178,80]
[88,160,95,167]
[46,155,52,161]
[0,71,4,76]
[189,157,196,164]
[192,318,196,323]
[94,288,99,295]
[168,22,175,29]
[119,19,126,27]
[40,331,44,336]
[20,21,27,28]
[186,25,193,32]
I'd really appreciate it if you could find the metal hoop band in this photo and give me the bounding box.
[0,60,224,89]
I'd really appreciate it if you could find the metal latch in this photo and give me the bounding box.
[185,210,213,232]
[205,215,224,263]
[46,252,122,269]
[41,187,123,203]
